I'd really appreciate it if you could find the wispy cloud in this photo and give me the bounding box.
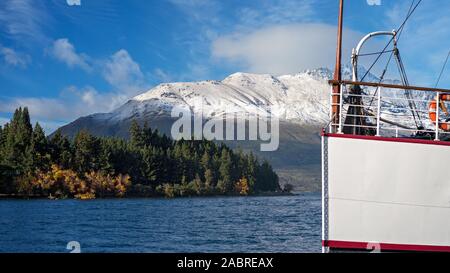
[0,0,50,44]
[153,68,173,83]
[236,0,316,30]
[0,44,31,68]
[49,38,91,71]
[381,0,450,86]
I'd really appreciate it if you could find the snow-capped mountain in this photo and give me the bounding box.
[56,66,435,190]
[109,68,333,125]
[58,64,435,140]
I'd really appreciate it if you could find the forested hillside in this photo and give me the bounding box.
[0,107,281,199]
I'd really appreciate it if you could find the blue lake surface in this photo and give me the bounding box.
[0,193,321,253]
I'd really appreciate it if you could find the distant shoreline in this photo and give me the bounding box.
[0,191,295,200]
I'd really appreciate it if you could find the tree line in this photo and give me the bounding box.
[0,107,281,199]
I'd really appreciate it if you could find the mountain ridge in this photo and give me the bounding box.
[55,66,404,191]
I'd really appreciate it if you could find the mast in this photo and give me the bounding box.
[332,0,344,133]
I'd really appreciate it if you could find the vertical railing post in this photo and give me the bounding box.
[435,92,440,141]
[329,87,334,133]
[376,88,382,136]
[338,84,344,134]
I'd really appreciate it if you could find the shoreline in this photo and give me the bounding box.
[0,191,297,200]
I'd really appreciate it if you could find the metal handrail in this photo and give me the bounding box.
[329,80,450,94]
[330,82,450,141]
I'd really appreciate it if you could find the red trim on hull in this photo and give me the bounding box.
[323,240,450,253]
[322,132,450,147]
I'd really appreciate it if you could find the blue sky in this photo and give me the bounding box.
[1,0,450,133]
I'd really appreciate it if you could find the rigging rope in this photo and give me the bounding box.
[359,0,424,130]
[394,49,423,128]
[435,51,450,88]
[365,1,416,112]
[361,0,421,82]
[366,49,395,109]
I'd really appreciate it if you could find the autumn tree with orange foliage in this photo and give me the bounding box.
[29,165,131,199]
[235,177,250,196]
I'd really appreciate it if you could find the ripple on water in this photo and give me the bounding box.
[0,193,321,253]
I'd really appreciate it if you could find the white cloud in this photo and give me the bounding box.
[0,45,31,68]
[0,117,9,127]
[66,0,81,6]
[49,40,146,91]
[102,49,144,91]
[0,115,64,135]
[0,47,152,133]
[0,85,131,133]
[50,38,91,71]
[212,23,364,75]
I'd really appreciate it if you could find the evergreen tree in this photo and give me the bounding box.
[219,149,233,193]
[0,107,281,197]
[246,152,258,192]
[50,130,73,169]
[130,120,145,148]
[2,108,33,172]
[0,125,3,147]
[26,122,50,171]
[204,168,214,192]
[200,151,211,171]
[73,130,101,174]
[256,160,280,192]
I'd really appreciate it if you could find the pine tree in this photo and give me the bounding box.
[204,168,214,192]
[200,151,211,171]
[219,148,233,193]
[73,130,101,174]
[141,147,157,185]
[246,152,257,192]
[20,107,33,141]
[2,108,33,172]
[26,122,50,171]
[130,120,145,148]
[256,160,280,192]
[50,130,73,169]
[0,125,3,147]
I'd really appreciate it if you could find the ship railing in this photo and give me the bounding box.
[328,80,450,141]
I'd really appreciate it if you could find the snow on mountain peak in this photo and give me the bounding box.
[118,69,334,124]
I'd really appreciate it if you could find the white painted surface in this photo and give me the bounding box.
[325,136,450,247]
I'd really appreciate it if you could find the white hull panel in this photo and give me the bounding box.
[322,134,450,252]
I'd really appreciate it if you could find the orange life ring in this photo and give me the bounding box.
[429,94,450,131]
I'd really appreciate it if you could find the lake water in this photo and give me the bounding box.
[0,193,321,253]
